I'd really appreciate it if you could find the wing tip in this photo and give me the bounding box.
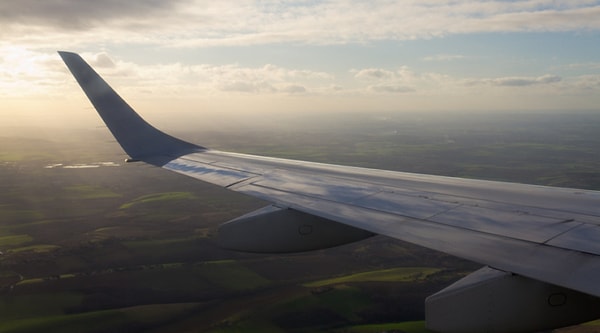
[59,50,206,165]
[57,50,78,59]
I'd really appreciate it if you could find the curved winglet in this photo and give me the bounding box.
[58,51,204,165]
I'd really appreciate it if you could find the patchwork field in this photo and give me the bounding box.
[2,111,600,332]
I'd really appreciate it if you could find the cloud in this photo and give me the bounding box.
[0,0,185,29]
[93,53,116,68]
[281,84,307,94]
[5,46,599,115]
[466,74,562,87]
[564,62,600,71]
[354,68,395,80]
[207,64,330,94]
[368,84,415,94]
[101,59,323,95]
[492,74,562,86]
[0,46,67,97]
[219,81,274,93]
[0,47,335,99]
[352,66,422,94]
[572,75,600,91]
[1,1,600,48]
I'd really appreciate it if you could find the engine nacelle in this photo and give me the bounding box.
[426,266,600,333]
[218,205,374,253]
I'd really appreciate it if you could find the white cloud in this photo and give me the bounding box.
[368,84,415,94]
[4,49,330,98]
[1,1,599,49]
[354,68,395,80]
[351,66,440,94]
[219,81,274,93]
[572,75,600,91]
[281,84,307,94]
[93,53,116,68]
[2,45,598,115]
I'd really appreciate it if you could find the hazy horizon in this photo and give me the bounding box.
[1,1,600,130]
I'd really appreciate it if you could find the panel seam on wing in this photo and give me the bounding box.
[542,221,582,244]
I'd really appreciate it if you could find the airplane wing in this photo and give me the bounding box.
[59,51,600,333]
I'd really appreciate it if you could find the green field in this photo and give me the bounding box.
[0,303,202,333]
[2,111,600,332]
[120,192,198,209]
[0,234,33,247]
[303,267,442,287]
[8,244,60,253]
[63,185,121,200]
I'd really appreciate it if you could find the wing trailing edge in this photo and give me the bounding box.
[58,51,204,165]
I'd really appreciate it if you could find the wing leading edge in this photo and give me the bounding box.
[60,52,600,332]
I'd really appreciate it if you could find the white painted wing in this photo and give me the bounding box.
[59,51,600,300]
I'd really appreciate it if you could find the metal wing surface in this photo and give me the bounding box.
[164,150,600,298]
[58,51,600,305]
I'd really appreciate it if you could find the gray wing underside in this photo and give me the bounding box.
[59,51,600,299]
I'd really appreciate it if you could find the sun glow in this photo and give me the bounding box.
[0,46,62,97]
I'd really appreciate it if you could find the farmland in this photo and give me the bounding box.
[1,110,600,332]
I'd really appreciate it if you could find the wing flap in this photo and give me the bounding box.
[548,224,600,255]
[164,157,258,187]
[428,205,577,243]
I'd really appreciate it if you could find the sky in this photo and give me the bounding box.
[1,0,600,129]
